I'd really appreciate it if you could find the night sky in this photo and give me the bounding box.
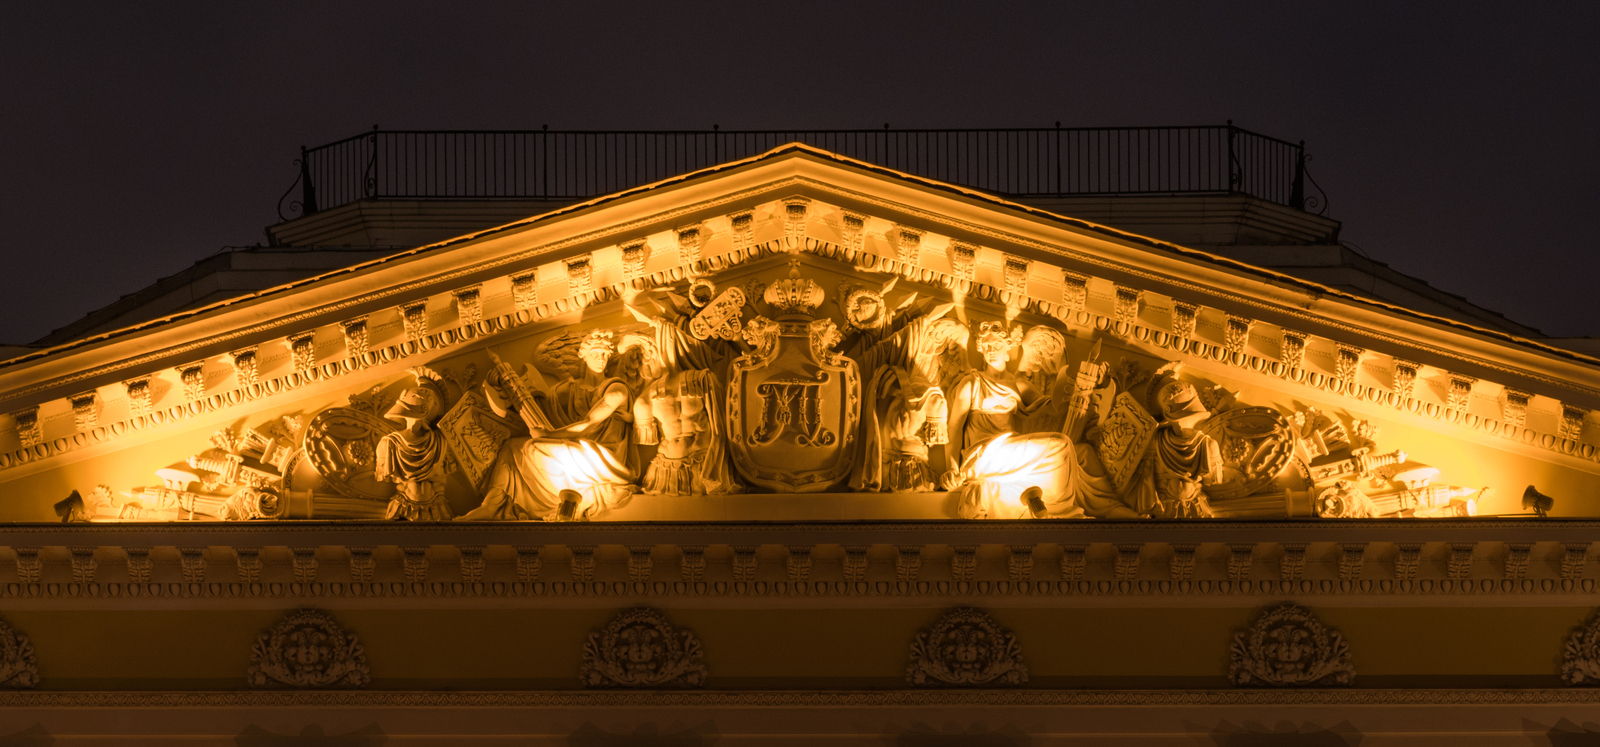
[3,3,1596,345]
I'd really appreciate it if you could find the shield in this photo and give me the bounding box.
[1092,391,1158,495]
[301,407,399,502]
[437,389,521,491]
[1198,406,1297,500]
[728,321,860,492]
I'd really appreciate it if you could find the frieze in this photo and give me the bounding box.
[3,687,1600,707]
[0,229,1592,484]
[0,535,1593,603]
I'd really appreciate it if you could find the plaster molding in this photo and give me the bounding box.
[247,608,370,689]
[0,688,1599,707]
[1229,603,1354,687]
[0,616,38,689]
[1561,608,1600,685]
[906,608,1027,687]
[580,607,706,688]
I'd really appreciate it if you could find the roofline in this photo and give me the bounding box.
[5,142,1596,373]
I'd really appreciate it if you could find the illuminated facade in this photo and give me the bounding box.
[0,142,1597,743]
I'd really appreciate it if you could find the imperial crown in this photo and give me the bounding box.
[762,262,825,317]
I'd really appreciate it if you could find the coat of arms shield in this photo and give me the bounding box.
[728,317,860,493]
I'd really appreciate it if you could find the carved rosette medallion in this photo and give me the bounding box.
[906,608,1027,687]
[0,617,38,689]
[580,608,706,688]
[1229,604,1354,687]
[1560,610,1600,685]
[247,609,370,689]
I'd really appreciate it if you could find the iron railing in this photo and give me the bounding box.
[279,125,1323,220]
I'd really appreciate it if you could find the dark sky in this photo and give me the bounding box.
[3,2,1596,344]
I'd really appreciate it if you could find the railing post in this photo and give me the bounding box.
[364,125,379,199]
[1290,140,1307,211]
[1225,120,1238,193]
[299,146,318,216]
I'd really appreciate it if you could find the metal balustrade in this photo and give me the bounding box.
[278,125,1322,220]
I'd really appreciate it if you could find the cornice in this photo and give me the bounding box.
[0,688,1595,707]
[2,520,1598,606]
[0,152,1593,478]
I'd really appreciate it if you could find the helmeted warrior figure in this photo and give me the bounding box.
[375,372,454,521]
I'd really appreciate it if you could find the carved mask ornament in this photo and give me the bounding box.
[906,608,1028,687]
[0,616,38,689]
[247,609,370,689]
[1229,604,1354,687]
[580,608,706,688]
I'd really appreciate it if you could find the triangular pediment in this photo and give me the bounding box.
[0,144,1595,522]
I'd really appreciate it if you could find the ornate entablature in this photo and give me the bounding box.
[0,144,1594,526]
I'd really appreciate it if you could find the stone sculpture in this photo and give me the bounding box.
[374,369,454,520]
[459,330,639,520]
[0,616,38,689]
[247,608,370,689]
[850,301,966,492]
[1561,609,1600,685]
[947,320,1134,519]
[94,260,1490,524]
[726,263,861,492]
[1122,366,1225,519]
[580,608,706,688]
[1229,603,1354,687]
[628,296,741,496]
[906,608,1027,687]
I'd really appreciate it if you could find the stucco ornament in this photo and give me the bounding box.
[581,608,706,688]
[906,608,1028,687]
[1229,603,1354,687]
[0,617,39,689]
[1560,609,1600,685]
[247,608,370,689]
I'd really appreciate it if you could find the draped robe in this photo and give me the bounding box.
[948,372,1137,520]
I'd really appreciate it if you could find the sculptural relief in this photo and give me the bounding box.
[1122,367,1226,518]
[459,330,640,520]
[374,369,455,521]
[247,608,370,689]
[906,608,1027,687]
[629,295,741,496]
[726,262,860,492]
[1229,603,1354,687]
[0,616,38,689]
[77,254,1496,524]
[1561,609,1600,685]
[851,301,966,492]
[947,320,1134,519]
[580,608,706,688]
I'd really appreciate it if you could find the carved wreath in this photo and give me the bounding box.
[1229,603,1354,687]
[1561,609,1600,685]
[0,617,38,689]
[906,608,1028,687]
[247,608,370,689]
[580,608,706,688]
